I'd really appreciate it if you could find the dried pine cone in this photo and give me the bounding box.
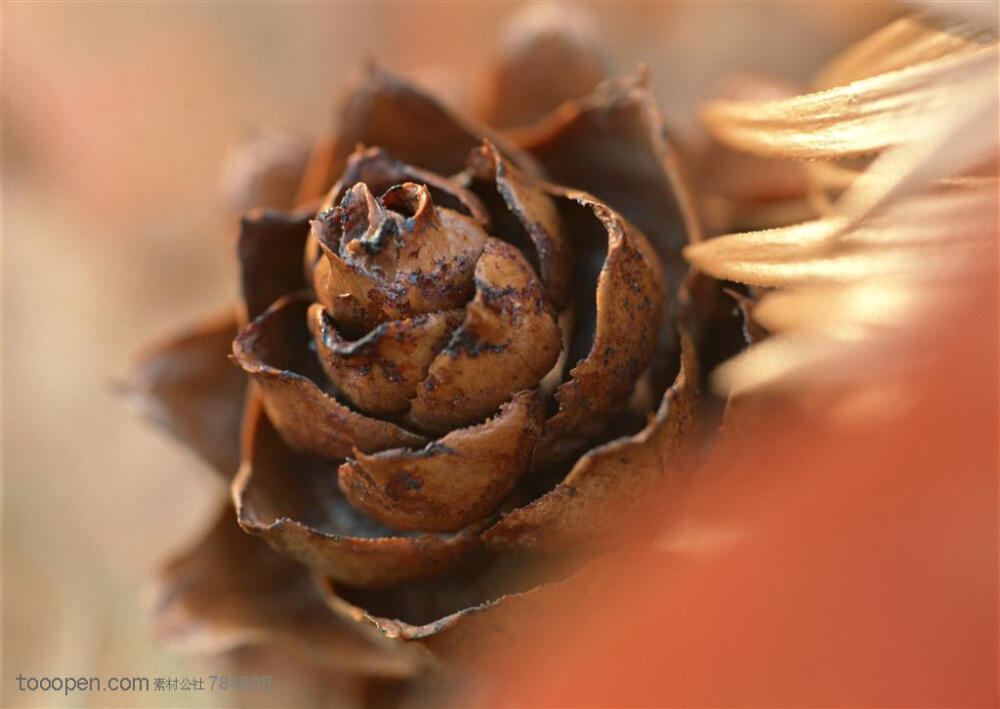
[129,7,701,685]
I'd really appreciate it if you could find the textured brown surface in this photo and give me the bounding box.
[124,311,245,479]
[468,141,572,308]
[531,186,666,469]
[233,397,484,588]
[232,295,428,460]
[485,327,699,551]
[339,390,544,533]
[237,207,315,322]
[149,505,418,677]
[310,181,489,333]
[310,306,465,416]
[317,561,608,668]
[406,238,562,434]
[298,64,544,204]
[518,74,700,274]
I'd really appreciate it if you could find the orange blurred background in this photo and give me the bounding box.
[3,2,904,707]
[466,266,999,707]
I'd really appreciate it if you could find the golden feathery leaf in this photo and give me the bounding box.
[711,334,862,395]
[684,187,997,287]
[814,15,987,89]
[692,14,999,397]
[751,283,918,336]
[701,43,997,159]
[837,88,998,218]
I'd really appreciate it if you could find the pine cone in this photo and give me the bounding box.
[128,5,701,688]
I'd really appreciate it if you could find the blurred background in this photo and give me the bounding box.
[3,2,902,706]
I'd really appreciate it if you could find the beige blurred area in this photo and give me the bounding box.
[1,2,898,707]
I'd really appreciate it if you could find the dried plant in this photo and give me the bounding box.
[687,15,998,399]
[125,6,998,704]
[127,4,700,690]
